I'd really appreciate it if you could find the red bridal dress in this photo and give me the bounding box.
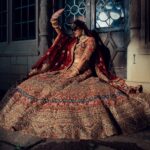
[0,12,149,139]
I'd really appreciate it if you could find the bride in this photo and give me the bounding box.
[0,9,149,139]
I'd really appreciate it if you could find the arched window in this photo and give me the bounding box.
[63,0,86,31]
[96,0,125,32]
[63,0,127,33]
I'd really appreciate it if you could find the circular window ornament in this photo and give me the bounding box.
[70,5,79,15]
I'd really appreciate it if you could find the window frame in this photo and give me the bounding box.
[0,0,39,56]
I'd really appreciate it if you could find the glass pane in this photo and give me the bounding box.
[22,23,28,39]
[0,15,1,25]
[13,24,21,40]
[29,22,35,38]
[2,26,7,41]
[0,27,2,42]
[14,9,21,23]
[12,0,36,40]
[29,6,35,20]
[0,1,1,12]
[2,0,7,10]
[22,7,28,22]
[29,0,35,5]
[14,0,21,8]
[22,0,28,6]
[96,0,125,31]
[2,12,6,25]
[0,0,7,42]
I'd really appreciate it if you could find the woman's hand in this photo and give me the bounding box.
[41,63,50,73]
[51,8,64,20]
[50,8,64,34]
[28,68,38,76]
[62,70,78,78]
[68,71,78,78]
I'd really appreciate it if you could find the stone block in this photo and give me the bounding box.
[0,57,11,66]
[10,57,17,65]
[0,65,11,74]
[11,65,28,75]
[16,57,28,65]
[28,56,39,71]
[0,81,11,91]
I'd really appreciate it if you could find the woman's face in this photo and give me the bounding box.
[73,28,83,38]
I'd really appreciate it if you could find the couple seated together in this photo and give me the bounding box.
[0,9,149,139]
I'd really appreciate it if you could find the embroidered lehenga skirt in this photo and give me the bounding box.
[0,70,149,139]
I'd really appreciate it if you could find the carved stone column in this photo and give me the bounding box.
[39,0,48,54]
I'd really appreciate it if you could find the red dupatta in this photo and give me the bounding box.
[32,33,77,71]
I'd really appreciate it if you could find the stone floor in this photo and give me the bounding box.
[0,127,150,150]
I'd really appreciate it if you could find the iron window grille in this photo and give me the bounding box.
[95,0,126,32]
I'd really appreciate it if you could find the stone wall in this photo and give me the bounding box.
[0,55,39,91]
[127,0,150,92]
[0,0,48,93]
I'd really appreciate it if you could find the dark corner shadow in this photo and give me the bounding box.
[0,90,11,111]
[0,90,7,109]
[29,139,144,150]
[0,77,26,111]
[0,91,5,100]
[0,87,15,111]
[0,127,149,150]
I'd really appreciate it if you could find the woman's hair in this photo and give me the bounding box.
[72,20,92,36]
[91,30,116,77]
